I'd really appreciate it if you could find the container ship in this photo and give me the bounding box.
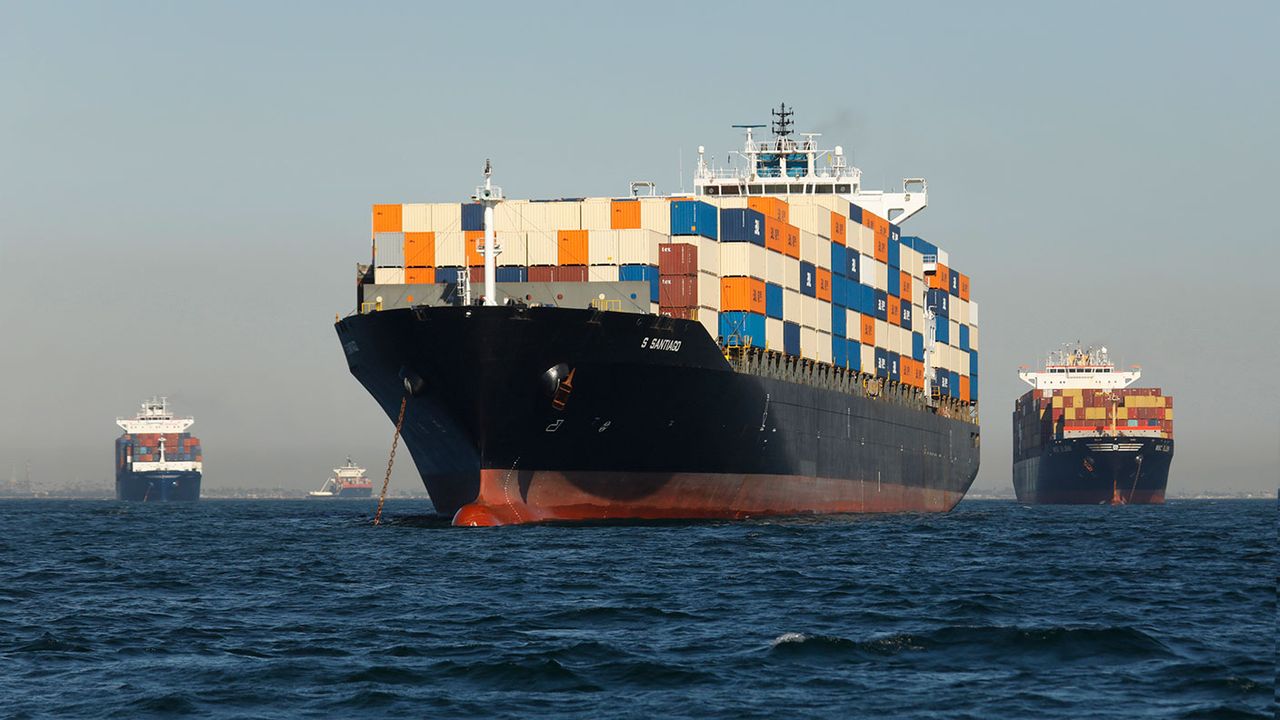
[335,106,981,525]
[1013,346,1173,504]
[115,397,202,501]
[308,458,373,498]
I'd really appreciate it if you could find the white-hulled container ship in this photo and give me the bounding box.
[308,458,373,498]
[115,397,202,502]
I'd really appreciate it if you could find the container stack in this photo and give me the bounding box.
[116,433,203,468]
[1013,388,1174,460]
[368,194,978,406]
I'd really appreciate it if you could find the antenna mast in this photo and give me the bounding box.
[472,159,503,307]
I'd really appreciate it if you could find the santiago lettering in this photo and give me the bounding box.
[640,337,682,352]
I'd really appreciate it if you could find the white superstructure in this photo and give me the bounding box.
[1019,346,1140,391]
[694,103,928,224]
[308,457,370,497]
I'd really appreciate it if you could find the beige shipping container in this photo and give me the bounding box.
[800,327,817,359]
[861,343,875,373]
[950,319,960,346]
[969,325,980,351]
[401,203,430,232]
[698,309,718,343]
[639,198,670,233]
[873,260,889,292]
[846,309,860,340]
[495,231,528,267]
[860,255,878,289]
[581,199,611,230]
[783,256,800,291]
[816,330,833,363]
[969,301,979,326]
[435,232,465,267]
[373,267,404,285]
[766,249,787,286]
[615,229,661,265]
[791,206,828,238]
[800,230,818,266]
[717,197,747,209]
[783,288,803,324]
[954,298,968,325]
[766,317,784,351]
[526,231,556,266]
[721,242,767,279]
[588,265,620,282]
[588,230,619,265]
[698,271,720,309]
[816,298,832,333]
[875,319,889,348]
[495,202,524,233]
[801,294,818,329]
[698,237,720,276]
[432,203,462,232]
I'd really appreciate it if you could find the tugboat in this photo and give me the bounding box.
[308,458,373,498]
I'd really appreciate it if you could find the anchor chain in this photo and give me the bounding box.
[373,396,408,526]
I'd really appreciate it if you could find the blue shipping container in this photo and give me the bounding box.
[783,321,800,356]
[461,203,484,231]
[874,289,888,321]
[900,301,912,330]
[720,208,765,245]
[970,376,978,401]
[936,316,950,344]
[848,340,862,372]
[949,268,960,296]
[888,228,901,268]
[908,236,938,257]
[719,311,765,347]
[436,266,464,282]
[959,324,970,351]
[765,282,783,319]
[671,200,718,239]
[970,349,979,376]
[832,336,847,368]
[912,332,924,361]
[887,268,900,296]
[926,289,950,317]
[495,266,527,282]
[832,275,846,308]
[889,351,900,383]
[874,347,889,378]
[620,264,660,303]
[831,243,846,277]
[949,371,960,399]
[845,246,860,282]
[848,203,863,225]
[832,304,847,336]
[799,261,816,297]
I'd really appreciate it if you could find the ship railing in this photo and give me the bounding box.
[589,298,622,312]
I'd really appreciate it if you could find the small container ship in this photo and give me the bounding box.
[308,458,373,498]
[1013,346,1174,504]
[335,106,981,525]
[115,397,202,502]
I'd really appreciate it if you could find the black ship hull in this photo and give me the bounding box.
[335,305,980,525]
[115,470,202,502]
[1013,437,1173,504]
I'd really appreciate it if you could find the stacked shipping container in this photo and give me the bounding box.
[1013,388,1174,461]
[369,194,979,405]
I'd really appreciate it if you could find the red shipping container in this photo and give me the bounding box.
[658,243,698,275]
[528,265,556,282]
[469,266,485,283]
[554,265,588,282]
[659,275,697,307]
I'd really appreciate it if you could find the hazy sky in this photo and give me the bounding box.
[2,1,1276,495]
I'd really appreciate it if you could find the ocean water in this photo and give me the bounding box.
[0,498,1272,719]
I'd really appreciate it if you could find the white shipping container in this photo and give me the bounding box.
[517,202,548,232]
[373,267,404,285]
[374,232,404,267]
[495,202,524,233]
[860,255,877,288]
[435,231,465,267]
[816,298,832,333]
[955,298,969,325]
[588,265,619,282]
[875,319,889,349]
[766,249,787,286]
[937,249,949,266]
[766,317,784,351]
[496,231,528,267]
[800,230,818,266]
[784,256,800,291]
[430,203,461,232]
[639,198,669,233]
[861,343,875,373]
[698,309,718,343]
[950,320,960,347]
[581,199,611,230]
[873,260,889,291]
[615,229,661,265]
[401,203,430,232]
[815,236,831,271]
[698,237,720,276]
[526,231,556,266]
[970,301,979,326]
[720,242,767,279]
[800,327,817,359]
[913,303,925,331]
[789,205,826,237]
[698,271,719,309]
[716,197,747,209]
[802,295,818,329]
[816,331,833,363]
[588,230,619,265]
[898,325,911,355]
[970,325,980,351]
[846,309,860,340]
[856,225,874,254]
[783,288,803,325]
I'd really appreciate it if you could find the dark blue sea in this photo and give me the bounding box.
[0,499,1272,719]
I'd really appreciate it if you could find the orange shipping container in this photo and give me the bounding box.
[465,231,485,266]
[873,227,888,263]
[748,197,789,223]
[816,268,832,302]
[372,204,402,233]
[720,277,767,314]
[958,273,971,301]
[764,218,785,254]
[782,222,800,259]
[930,264,950,290]
[860,313,875,345]
[610,200,641,229]
[887,295,900,326]
[557,229,589,265]
[960,376,971,403]
[405,267,435,284]
[404,232,435,267]
[829,211,846,246]
[899,271,912,299]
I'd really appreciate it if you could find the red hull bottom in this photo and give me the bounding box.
[451,470,967,527]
